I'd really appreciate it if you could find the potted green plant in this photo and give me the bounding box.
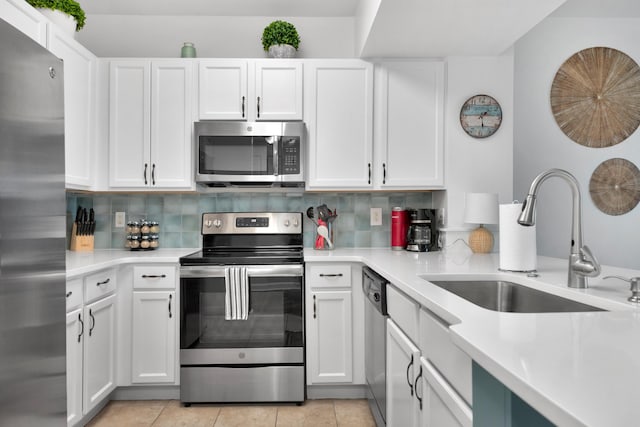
[261,20,300,58]
[26,0,86,34]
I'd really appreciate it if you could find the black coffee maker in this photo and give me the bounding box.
[406,208,439,252]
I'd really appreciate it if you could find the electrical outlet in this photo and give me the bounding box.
[370,207,383,226]
[114,211,126,228]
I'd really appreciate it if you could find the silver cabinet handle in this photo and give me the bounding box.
[142,274,167,279]
[96,278,110,286]
[168,294,173,318]
[313,295,317,319]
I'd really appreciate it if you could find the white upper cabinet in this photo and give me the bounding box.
[199,59,302,121]
[374,60,445,189]
[0,0,47,46]
[109,59,193,190]
[47,25,96,190]
[305,60,374,190]
[254,60,303,121]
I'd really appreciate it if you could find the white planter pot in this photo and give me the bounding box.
[38,8,76,37]
[268,44,296,58]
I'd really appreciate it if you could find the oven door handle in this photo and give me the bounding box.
[180,265,303,278]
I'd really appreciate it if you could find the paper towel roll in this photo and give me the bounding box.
[499,203,537,272]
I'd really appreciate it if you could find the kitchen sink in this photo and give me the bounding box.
[423,279,604,313]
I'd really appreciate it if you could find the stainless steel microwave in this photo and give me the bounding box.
[194,121,305,188]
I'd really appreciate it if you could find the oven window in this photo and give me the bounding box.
[181,276,303,349]
[199,136,275,175]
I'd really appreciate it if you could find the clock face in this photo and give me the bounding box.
[460,95,502,138]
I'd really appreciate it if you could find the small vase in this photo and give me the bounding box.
[38,9,76,37]
[268,44,296,58]
[181,42,196,58]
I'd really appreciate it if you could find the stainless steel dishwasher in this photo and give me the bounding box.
[362,266,389,427]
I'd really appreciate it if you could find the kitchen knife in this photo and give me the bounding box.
[82,208,88,236]
[75,206,83,235]
[89,208,95,236]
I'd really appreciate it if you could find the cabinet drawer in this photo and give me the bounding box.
[84,268,117,303]
[420,308,472,405]
[306,264,351,288]
[133,265,176,289]
[386,284,419,341]
[421,356,472,427]
[66,278,83,312]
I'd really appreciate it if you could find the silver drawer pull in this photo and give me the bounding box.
[319,273,343,277]
[96,278,110,286]
[142,274,167,278]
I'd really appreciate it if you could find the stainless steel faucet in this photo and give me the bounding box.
[517,168,601,288]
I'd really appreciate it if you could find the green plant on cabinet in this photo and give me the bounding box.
[25,0,86,31]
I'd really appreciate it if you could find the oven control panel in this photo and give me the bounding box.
[202,212,302,235]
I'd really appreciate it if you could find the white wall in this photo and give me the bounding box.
[77,15,355,58]
[438,54,514,249]
[514,18,640,269]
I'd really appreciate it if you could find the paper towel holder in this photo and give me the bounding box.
[498,200,537,274]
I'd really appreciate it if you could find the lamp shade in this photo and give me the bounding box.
[464,192,499,225]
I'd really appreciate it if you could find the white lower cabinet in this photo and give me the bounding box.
[66,309,83,426]
[131,291,176,383]
[83,294,117,414]
[307,290,353,383]
[386,318,421,427]
[418,357,472,427]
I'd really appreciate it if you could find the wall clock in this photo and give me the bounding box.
[550,47,640,148]
[460,94,502,138]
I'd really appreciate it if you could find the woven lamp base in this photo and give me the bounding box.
[469,225,493,254]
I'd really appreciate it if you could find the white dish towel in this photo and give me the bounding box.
[224,267,249,320]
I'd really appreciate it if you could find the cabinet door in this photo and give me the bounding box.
[150,61,193,189]
[418,357,472,427]
[83,294,116,415]
[199,60,247,120]
[0,0,47,46]
[305,60,373,189]
[48,26,96,189]
[109,60,151,188]
[306,290,353,383]
[131,291,176,383]
[374,61,444,188]
[254,60,303,121]
[66,309,84,426]
[387,319,420,427]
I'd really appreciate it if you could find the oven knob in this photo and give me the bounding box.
[284,219,290,227]
[204,219,213,228]
[212,219,222,228]
[293,218,299,227]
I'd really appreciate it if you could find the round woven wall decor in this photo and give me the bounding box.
[550,47,640,148]
[589,158,640,215]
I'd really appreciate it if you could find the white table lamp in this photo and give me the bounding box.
[464,192,499,253]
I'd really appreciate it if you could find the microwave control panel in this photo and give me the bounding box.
[281,138,300,175]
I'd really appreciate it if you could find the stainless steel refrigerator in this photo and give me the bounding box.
[0,18,67,426]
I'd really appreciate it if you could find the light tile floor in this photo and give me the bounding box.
[86,399,376,427]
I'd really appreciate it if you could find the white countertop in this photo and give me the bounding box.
[305,247,640,427]
[69,247,640,426]
[66,248,198,278]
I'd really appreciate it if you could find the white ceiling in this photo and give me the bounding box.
[551,0,640,17]
[80,0,360,17]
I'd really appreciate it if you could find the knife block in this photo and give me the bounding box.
[70,223,94,252]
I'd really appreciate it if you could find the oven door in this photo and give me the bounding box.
[180,265,304,365]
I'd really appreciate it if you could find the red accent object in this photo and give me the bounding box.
[315,219,327,249]
[391,208,409,250]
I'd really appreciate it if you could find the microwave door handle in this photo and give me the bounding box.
[272,137,279,176]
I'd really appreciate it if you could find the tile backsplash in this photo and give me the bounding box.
[67,192,434,249]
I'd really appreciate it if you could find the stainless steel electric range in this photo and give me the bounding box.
[179,212,305,404]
